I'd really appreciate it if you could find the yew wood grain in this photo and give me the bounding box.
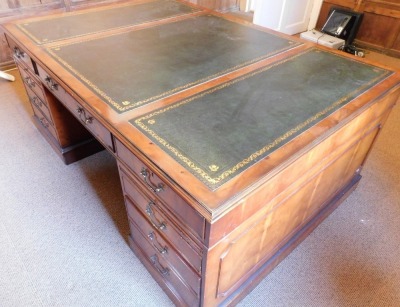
[201,91,398,306]
[3,2,400,306]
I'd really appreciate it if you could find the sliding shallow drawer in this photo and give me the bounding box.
[120,165,202,274]
[116,139,205,241]
[130,221,200,307]
[36,65,114,152]
[7,36,35,73]
[127,197,201,295]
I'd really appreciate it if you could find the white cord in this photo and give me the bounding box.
[316,33,325,45]
[0,70,15,82]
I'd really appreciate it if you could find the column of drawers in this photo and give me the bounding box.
[8,31,208,306]
[7,35,112,164]
[115,139,205,306]
[13,50,64,150]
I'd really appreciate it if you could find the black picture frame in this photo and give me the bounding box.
[321,7,363,45]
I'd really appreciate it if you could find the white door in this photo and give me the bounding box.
[239,0,256,12]
[253,0,315,35]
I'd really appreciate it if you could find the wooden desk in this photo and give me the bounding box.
[3,0,400,305]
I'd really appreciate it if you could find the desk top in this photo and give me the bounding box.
[17,0,200,45]
[132,48,391,189]
[44,14,301,112]
[4,0,399,218]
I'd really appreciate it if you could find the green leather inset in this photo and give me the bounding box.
[45,15,301,113]
[132,49,392,190]
[18,0,199,44]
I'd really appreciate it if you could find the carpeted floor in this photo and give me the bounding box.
[0,50,399,306]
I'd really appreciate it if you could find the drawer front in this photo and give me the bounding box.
[18,64,46,103]
[120,166,202,273]
[116,139,205,241]
[31,102,58,140]
[7,36,35,72]
[26,87,52,123]
[37,65,74,105]
[127,197,201,295]
[36,64,114,152]
[130,221,200,307]
[65,97,114,152]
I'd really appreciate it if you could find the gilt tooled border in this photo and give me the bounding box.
[134,49,392,189]
[17,24,43,45]
[45,38,300,113]
[16,0,199,45]
[46,46,122,111]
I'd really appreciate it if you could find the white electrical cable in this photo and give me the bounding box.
[0,70,15,82]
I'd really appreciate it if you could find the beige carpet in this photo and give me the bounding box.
[0,51,399,307]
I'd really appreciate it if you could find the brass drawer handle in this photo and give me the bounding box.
[39,117,49,128]
[24,77,36,89]
[150,255,169,277]
[14,47,25,59]
[29,96,38,105]
[148,231,168,255]
[44,76,59,91]
[145,201,166,231]
[30,96,43,108]
[76,107,93,125]
[140,168,164,193]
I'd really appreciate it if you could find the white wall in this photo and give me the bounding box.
[251,0,324,34]
[308,0,324,30]
[253,0,285,31]
[253,0,314,35]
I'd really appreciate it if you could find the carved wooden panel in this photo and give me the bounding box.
[392,30,400,51]
[357,11,400,49]
[322,0,358,8]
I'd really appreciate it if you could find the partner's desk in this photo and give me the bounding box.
[3,0,400,305]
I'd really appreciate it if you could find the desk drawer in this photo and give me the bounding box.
[7,36,35,73]
[37,65,72,103]
[66,97,114,152]
[18,64,46,103]
[116,139,205,241]
[130,221,200,307]
[26,86,52,124]
[31,102,58,140]
[120,165,202,273]
[36,65,114,152]
[127,197,201,295]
